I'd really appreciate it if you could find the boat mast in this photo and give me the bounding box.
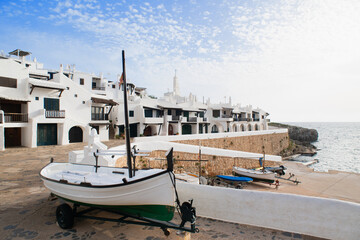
[122,50,133,178]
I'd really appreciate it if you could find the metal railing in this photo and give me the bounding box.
[4,113,28,122]
[172,116,181,121]
[92,87,106,90]
[45,110,65,118]
[91,113,109,121]
[188,117,198,122]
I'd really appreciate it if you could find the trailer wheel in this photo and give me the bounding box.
[56,203,74,229]
[162,228,170,236]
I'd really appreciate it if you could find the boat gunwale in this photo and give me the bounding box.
[39,162,172,188]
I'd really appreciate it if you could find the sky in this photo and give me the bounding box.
[1,0,360,122]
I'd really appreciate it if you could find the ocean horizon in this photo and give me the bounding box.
[282,122,360,174]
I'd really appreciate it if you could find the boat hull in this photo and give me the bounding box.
[233,167,275,183]
[41,163,176,221]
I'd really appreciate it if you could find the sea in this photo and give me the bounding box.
[283,122,360,174]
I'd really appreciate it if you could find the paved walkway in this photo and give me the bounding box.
[1,141,324,240]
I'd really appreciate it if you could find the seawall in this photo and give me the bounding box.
[116,129,290,175]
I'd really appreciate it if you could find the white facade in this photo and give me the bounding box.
[0,50,115,150]
[0,49,269,150]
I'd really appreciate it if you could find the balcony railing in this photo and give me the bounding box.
[221,115,233,118]
[92,87,105,91]
[188,117,198,122]
[45,110,65,118]
[253,118,260,122]
[91,113,109,121]
[4,113,28,122]
[172,116,181,121]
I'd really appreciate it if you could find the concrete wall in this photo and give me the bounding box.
[177,182,360,240]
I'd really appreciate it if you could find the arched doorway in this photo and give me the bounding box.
[182,124,192,135]
[143,126,152,136]
[241,124,245,131]
[233,125,237,132]
[248,124,252,131]
[211,125,219,133]
[168,124,174,135]
[69,126,83,143]
[255,124,259,131]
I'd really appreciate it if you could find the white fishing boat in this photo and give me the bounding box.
[40,129,176,221]
[233,166,275,183]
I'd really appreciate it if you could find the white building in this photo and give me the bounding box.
[0,49,116,151]
[0,49,269,150]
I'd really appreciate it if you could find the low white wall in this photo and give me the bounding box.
[110,141,282,162]
[177,183,360,240]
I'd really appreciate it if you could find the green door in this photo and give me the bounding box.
[130,123,138,137]
[37,124,57,146]
[182,124,192,135]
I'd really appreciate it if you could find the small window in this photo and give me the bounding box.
[144,109,153,118]
[112,84,115,89]
[80,78,84,85]
[213,110,220,118]
[167,109,171,115]
[82,101,85,104]
[0,76,17,88]
[129,110,134,117]
[74,94,78,98]
[35,97,39,100]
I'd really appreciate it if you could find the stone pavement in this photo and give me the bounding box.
[0,141,323,240]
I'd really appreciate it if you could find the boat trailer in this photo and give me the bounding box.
[54,199,198,236]
[275,173,301,185]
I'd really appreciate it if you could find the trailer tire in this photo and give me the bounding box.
[56,203,74,229]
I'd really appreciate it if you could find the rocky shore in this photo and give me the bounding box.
[268,122,318,158]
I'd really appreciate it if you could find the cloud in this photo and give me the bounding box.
[1,0,360,121]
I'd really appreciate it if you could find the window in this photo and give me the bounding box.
[0,76,17,88]
[91,106,105,120]
[167,109,171,115]
[92,82,96,89]
[80,78,84,85]
[129,110,134,117]
[199,112,204,118]
[176,109,182,116]
[144,109,153,118]
[213,110,220,118]
[35,97,39,101]
[112,84,115,89]
[44,98,59,111]
[74,94,78,98]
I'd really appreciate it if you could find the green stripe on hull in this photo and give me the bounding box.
[55,195,175,221]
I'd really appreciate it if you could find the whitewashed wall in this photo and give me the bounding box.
[177,183,360,240]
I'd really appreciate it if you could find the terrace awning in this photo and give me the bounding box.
[91,97,118,105]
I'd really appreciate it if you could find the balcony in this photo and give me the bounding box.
[92,87,105,91]
[91,113,109,121]
[188,117,198,123]
[3,113,28,123]
[172,116,181,121]
[45,110,65,118]
[144,117,163,124]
